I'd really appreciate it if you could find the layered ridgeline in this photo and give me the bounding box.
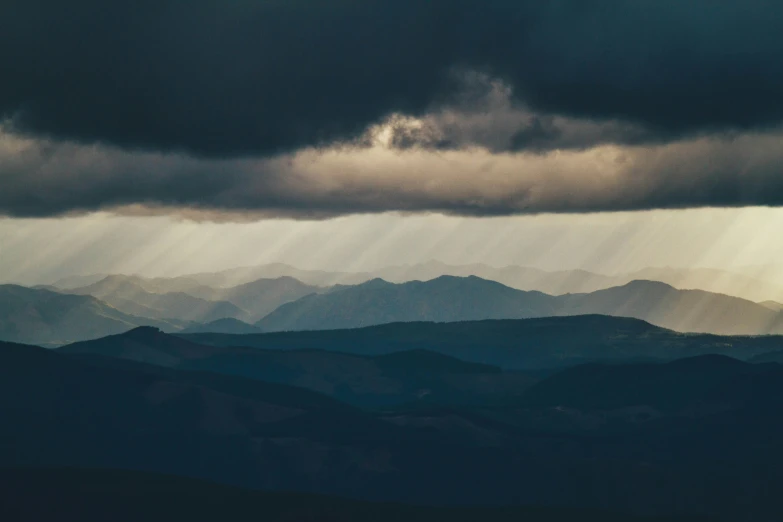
[50,262,783,306]
[185,316,783,370]
[0,285,186,346]
[64,274,320,323]
[0,326,781,519]
[60,326,535,408]
[6,274,783,345]
[256,276,783,336]
[0,275,319,345]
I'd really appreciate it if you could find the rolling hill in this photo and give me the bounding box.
[186,315,783,370]
[59,327,535,408]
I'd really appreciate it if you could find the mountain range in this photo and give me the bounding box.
[49,261,783,303]
[2,326,781,520]
[61,326,535,408]
[0,285,185,346]
[7,274,783,346]
[183,315,783,370]
[257,276,783,336]
[66,275,249,323]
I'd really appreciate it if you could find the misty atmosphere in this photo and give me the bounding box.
[3,2,783,521]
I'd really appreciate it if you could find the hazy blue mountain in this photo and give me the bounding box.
[379,262,783,302]
[617,266,783,304]
[760,300,783,312]
[185,315,783,370]
[179,263,371,287]
[50,273,111,289]
[373,261,620,295]
[69,275,250,323]
[1,468,710,522]
[561,280,783,335]
[0,285,184,346]
[180,318,262,334]
[257,276,560,332]
[181,276,320,321]
[255,276,783,336]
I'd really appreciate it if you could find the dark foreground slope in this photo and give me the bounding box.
[0,469,714,522]
[184,315,783,369]
[9,335,783,520]
[61,327,536,408]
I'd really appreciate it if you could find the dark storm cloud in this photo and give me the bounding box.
[2,0,783,156]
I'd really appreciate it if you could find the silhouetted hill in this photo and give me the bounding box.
[0,285,183,346]
[522,355,774,412]
[60,328,534,408]
[0,468,713,522]
[180,318,262,334]
[255,276,783,336]
[68,275,249,323]
[5,336,783,519]
[185,315,783,370]
[60,326,223,366]
[13,334,783,519]
[257,276,559,331]
[181,276,320,321]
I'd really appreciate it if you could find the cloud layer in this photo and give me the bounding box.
[2,0,783,218]
[3,0,783,156]
[3,127,783,218]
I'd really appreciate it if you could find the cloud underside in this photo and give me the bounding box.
[3,127,783,219]
[2,0,783,219]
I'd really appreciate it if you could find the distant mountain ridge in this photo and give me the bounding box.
[66,275,250,323]
[50,261,783,303]
[258,275,559,332]
[256,276,783,336]
[0,285,184,346]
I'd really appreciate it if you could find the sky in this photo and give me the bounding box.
[3,208,783,285]
[2,1,783,284]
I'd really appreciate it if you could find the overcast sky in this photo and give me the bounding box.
[2,1,783,284]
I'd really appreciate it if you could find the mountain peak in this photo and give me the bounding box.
[123,326,163,339]
[621,279,677,291]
